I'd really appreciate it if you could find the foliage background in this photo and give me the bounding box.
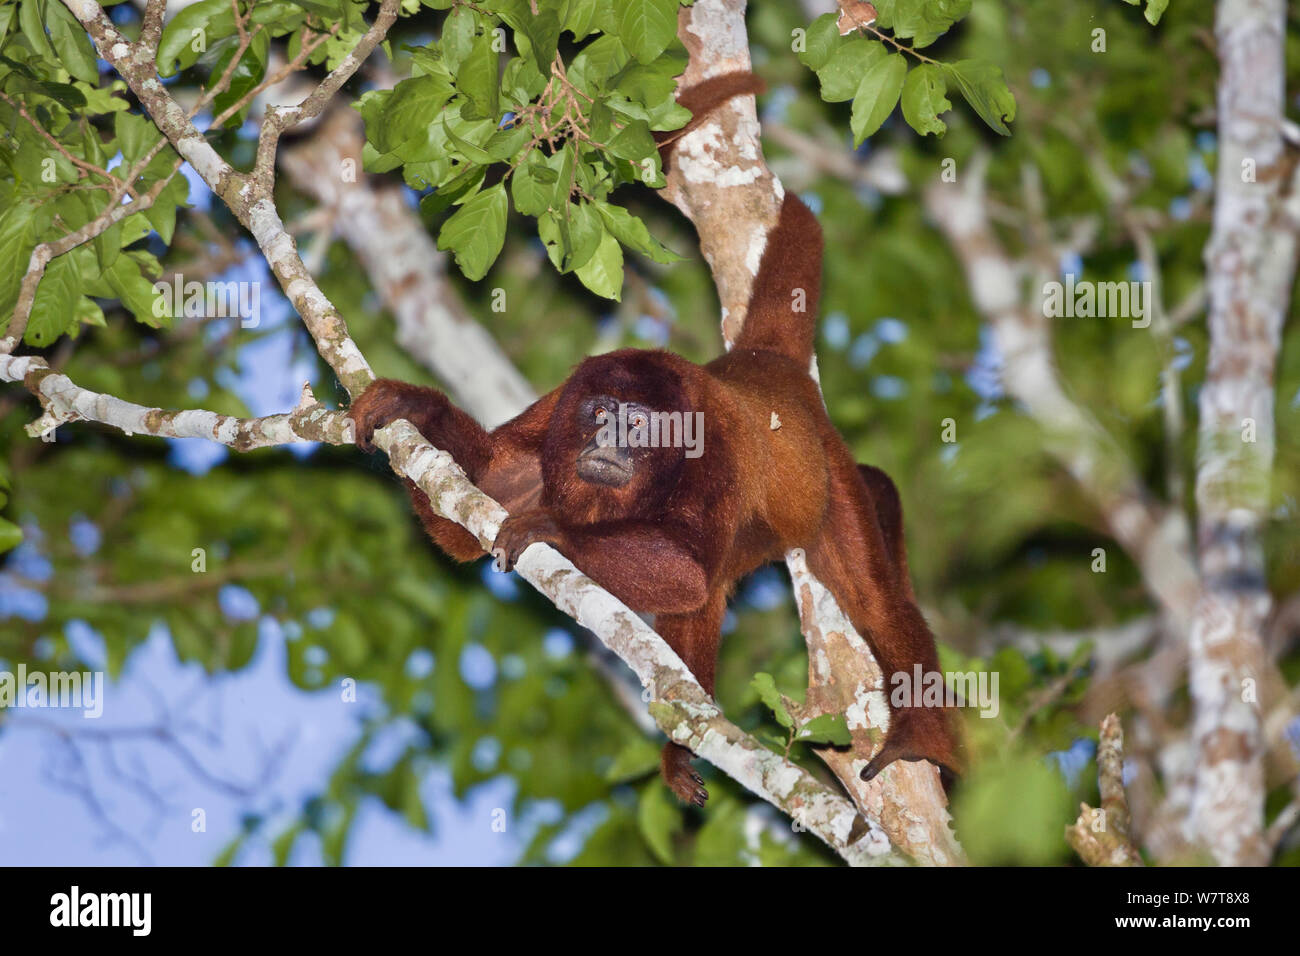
[0,0,1296,865]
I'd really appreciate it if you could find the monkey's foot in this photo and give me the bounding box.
[661,742,708,807]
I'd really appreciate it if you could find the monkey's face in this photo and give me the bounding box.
[544,351,694,521]
[574,395,663,489]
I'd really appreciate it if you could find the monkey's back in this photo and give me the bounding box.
[705,349,829,553]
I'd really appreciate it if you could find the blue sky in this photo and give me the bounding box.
[0,615,523,866]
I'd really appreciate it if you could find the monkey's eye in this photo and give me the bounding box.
[594,405,609,423]
[630,413,648,429]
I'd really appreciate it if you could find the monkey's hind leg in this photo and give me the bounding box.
[806,456,964,783]
[653,596,727,807]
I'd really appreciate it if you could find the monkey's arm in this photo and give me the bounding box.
[349,379,560,559]
[351,380,491,474]
[494,514,710,616]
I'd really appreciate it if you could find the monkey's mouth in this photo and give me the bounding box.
[577,447,633,487]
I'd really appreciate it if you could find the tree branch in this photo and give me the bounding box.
[1185,0,1298,867]
[0,357,350,447]
[1066,713,1144,866]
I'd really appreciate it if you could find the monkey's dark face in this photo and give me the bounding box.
[574,395,662,488]
[543,350,694,521]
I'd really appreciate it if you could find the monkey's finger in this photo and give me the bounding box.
[492,548,510,573]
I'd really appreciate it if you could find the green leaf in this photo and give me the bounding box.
[104,254,166,328]
[0,517,22,555]
[636,781,681,865]
[26,79,86,109]
[850,53,906,144]
[560,200,604,272]
[45,1,98,83]
[501,54,548,102]
[360,73,455,154]
[142,173,189,245]
[565,0,602,38]
[441,113,495,164]
[0,5,16,44]
[114,111,156,168]
[75,80,131,115]
[0,202,36,322]
[569,34,630,92]
[874,0,971,49]
[457,30,500,121]
[604,737,662,783]
[615,0,677,65]
[1144,0,1169,24]
[944,60,1016,136]
[499,0,562,70]
[212,29,269,125]
[750,673,794,729]
[606,118,656,163]
[157,0,238,77]
[18,0,55,63]
[797,713,853,746]
[437,183,507,280]
[797,13,842,71]
[26,252,82,347]
[510,159,554,216]
[595,202,682,263]
[574,227,623,300]
[420,165,485,218]
[816,37,885,103]
[74,295,106,328]
[440,5,478,73]
[485,121,530,162]
[900,62,951,137]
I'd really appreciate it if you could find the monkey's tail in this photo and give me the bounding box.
[731,193,822,368]
[655,72,822,369]
[654,71,767,169]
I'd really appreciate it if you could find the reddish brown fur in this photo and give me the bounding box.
[350,73,962,804]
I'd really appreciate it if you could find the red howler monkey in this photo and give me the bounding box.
[350,73,963,806]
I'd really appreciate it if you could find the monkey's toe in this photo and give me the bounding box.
[666,766,709,807]
[660,742,708,807]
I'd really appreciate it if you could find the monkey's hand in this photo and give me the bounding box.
[493,510,566,572]
[348,379,454,453]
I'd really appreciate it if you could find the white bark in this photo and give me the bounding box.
[1186,0,1297,867]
